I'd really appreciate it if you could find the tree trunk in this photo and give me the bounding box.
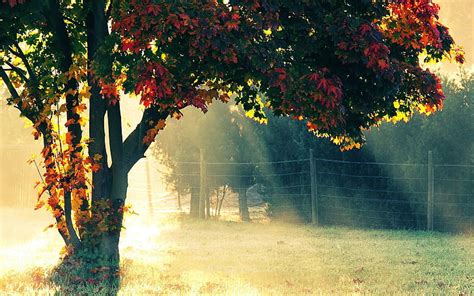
[239,189,251,222]
[94,171,127,269]
[217,186,226,218]
[190,186,200,218]
[97,227,121,268]
[205,185,211,218]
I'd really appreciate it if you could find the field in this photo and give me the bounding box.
[0,207,473,295]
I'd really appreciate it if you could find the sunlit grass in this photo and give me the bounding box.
[0,209,472,295]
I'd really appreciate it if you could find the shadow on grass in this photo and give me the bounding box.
[49,255,120,295]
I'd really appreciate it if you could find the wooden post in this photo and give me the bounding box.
[310,149,319,225]
[199,149,206,219]
[427,150,434,231]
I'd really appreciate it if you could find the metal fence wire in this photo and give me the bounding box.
[162,150,473,233]
[1,145,472,232]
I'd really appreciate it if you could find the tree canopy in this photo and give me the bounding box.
[1,0,465,148]
[103,0,465,148]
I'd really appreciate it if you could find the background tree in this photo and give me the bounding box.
[364,73,473,230]
[154,102,262,221]
[157,74,472,228]
[367,72,473,166]
[0,0,464,278]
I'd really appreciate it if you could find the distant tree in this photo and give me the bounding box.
[154,102,260,221]
[360,73,473,230]
[367,73,473,167]
[0,0,463,278]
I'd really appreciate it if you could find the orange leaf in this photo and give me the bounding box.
[34,200,45,210]
[65,119,76,127]
[53,209,62,218]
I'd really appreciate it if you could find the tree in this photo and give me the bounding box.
[367,72,473,165]
[154,101,260,221]
[0,0,463,276]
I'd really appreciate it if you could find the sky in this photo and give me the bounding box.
[435,0,474,73]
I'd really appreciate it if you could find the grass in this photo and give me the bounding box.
[0,210,473,295]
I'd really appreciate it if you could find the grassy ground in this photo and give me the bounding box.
[0,210,473,295]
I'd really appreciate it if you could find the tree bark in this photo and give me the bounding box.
[83,0,123,269]
[205,185,211,218]
[190,186,200,218]
[239,189,251,222]
[86,0,110,206]
[217,185,227,218]
[97,180,127,269]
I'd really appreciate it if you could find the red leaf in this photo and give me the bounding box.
[317,78,328,91]
[146,4,161,16]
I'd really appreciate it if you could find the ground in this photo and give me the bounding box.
[0,207,472,295]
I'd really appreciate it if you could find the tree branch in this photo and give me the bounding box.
[107,101,128,203]
[63,15,86,29]
[1,67,74,247]
[6,45,21,57]
[42,0,82,145]
[0,66,35,120]
[43,1,74,72]
[85,0,110,205]
[4,60,29,82]
[123,108,169,173]
[107,102,124,164]
[6,43,44,112]
[0,67,20,100]
[42,0,83,248]
[106,0,114,20]
[12,42,37,84]
[64,191,82,249]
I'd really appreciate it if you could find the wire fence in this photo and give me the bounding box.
[1,145,472,232]
[161,150,473,232]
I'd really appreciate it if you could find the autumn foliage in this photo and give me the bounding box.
[99,0,464,148]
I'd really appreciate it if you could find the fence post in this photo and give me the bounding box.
[310,149,319,225]
[199,149,206,219]
[427,150,434,231]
